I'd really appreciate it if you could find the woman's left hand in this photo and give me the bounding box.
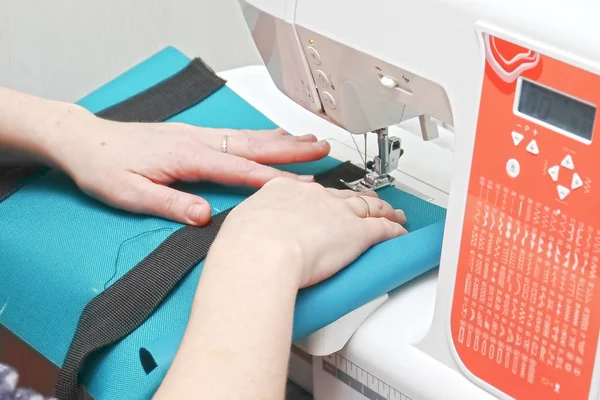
[43,106,329,225]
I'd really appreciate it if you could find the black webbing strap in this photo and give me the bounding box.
[0,165,45,201]
[0,58,225,203]
[54,162,365,400]
[96,58,225,123]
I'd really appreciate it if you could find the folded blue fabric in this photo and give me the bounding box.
[0,47,446,400]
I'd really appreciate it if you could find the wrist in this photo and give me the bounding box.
[0,87,93,168]
[207,234,306,290]
[33,102,96,170]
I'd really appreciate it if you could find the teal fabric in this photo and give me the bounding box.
[0,47,446,399]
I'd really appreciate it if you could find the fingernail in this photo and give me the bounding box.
[300,134,317,141]
[314,140,329,148]
[298,175,314,182]
[188,204,205,224]
[395,209,407,223]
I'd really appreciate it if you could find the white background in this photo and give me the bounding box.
[0,0,262,102]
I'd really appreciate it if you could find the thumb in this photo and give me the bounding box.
[126,176,212,226]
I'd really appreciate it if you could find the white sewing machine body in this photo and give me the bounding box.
[237,1,600,399]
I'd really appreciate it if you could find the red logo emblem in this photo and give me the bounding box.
[484,34,542,92]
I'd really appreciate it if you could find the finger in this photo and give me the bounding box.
[200,128,328,164]
[229,135,330,164]
[345,195,406,224]
[185,151,314,188]
[119,175,212,226]
[280,134,319,143]
[244,128,317,143]
[326,188,378,199]
[245,127,288,139]
[231,128,317,143]
[363,218,408,245]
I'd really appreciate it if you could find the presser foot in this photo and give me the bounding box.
[341,172,396,192]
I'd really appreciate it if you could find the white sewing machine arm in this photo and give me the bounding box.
[238,0,452,138]
[294,295,389,356]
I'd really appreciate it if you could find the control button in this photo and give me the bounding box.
[321,91,337,110]
[572,172,583,190]
[561,154,575,170]
[548,165,560,182]
[315,70,330,87]
[506,159,520,178]
[512,131,524,146]
[380,75,398,89]
[306,46,321,65]
[557,185,570,200]
[526,139,539,155]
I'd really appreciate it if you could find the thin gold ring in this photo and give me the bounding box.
[356,196,371,218]
[221,135,228,153]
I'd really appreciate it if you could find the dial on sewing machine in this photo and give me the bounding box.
[238,1,600,399]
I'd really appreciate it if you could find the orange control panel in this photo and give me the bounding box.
[450,34,600,399]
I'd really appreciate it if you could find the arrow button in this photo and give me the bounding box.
[561,154,575,170]
[572,172,583,190]
[548,165,560,182]
[526,140,539,155]
[512,131,524,146]
[557,185,570,200]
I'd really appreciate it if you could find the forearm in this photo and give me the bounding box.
[154,240,302,400]
[0,87,88,165]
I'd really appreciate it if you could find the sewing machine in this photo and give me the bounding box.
[237,1,600,399]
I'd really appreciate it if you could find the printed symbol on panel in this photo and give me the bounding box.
[578,341,585,355]
[594,237,600,253]
[546,241,553,259]
[521,229,528,247]
[550,212,558,232]
[533,207,541,225]
[572,172,583,190]
[572,253,579,270]
[563,251,571,268]
[548,165,560,182]
[507,328,514,343]
[576,226,584,247]
[561,154,575,170]
[459,325,466,343]
[526,139,539,155]
[512,131,524,146]
[584,177,592,193]
[554,245,562,263]
[513,224,521,242]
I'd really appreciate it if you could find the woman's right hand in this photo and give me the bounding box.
[209,177,408,289]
